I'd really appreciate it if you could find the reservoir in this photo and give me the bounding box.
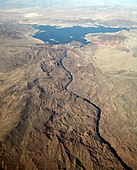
[33,25,129,45]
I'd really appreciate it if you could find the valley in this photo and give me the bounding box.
[0,1,137,169]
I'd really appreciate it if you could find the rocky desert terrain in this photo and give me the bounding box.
[0,2,137,170]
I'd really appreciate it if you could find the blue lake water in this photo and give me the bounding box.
[33,25,129,45]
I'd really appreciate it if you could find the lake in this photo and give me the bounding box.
[33,25,129,45]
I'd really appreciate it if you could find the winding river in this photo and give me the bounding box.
[59,49,132,170]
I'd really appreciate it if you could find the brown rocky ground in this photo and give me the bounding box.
[0,24,134,170]
[64,30,137,169]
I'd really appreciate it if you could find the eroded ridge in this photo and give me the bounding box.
[60,48,132,170]
[0,44,132,170]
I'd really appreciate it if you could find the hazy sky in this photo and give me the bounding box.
[0,0,137,9]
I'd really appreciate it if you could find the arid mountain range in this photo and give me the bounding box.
[0,2,137,170]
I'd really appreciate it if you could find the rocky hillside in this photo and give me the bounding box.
[0,40,131,169]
